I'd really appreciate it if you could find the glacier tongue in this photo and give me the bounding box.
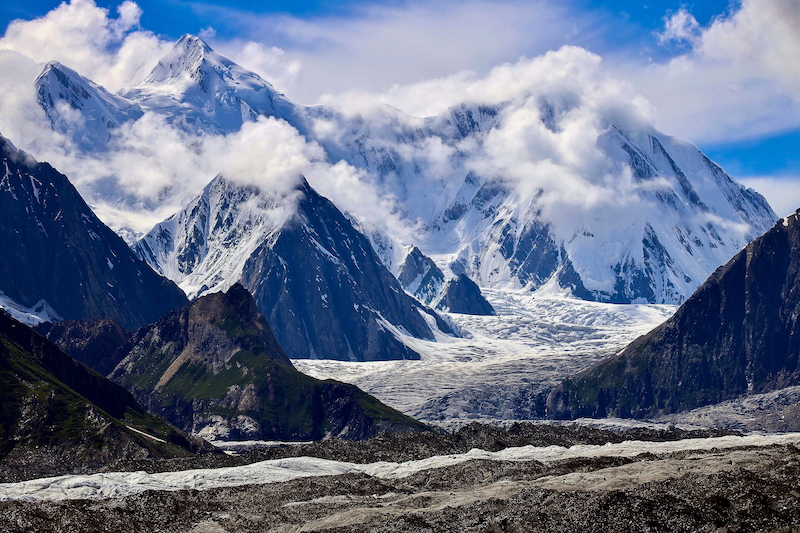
[295,288,677,422]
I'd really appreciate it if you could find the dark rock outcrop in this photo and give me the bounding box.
[0,311,208,481]
[395,248,494,315]
[435,274,496,316]
[36,318,132,376]
[0,134,188,331]
[397,246,445,304]
[548,211,800,419]
[109,284,429,441]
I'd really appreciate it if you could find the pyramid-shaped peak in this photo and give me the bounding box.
[143,34,218,85]
[118,32,296,135]
[40,60,65,71]
[175,33,213,54]
[35,60,83,83]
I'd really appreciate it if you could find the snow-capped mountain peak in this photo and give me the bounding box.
[35,61,143,151]
[135,174,452,361]
[142,34,214,85]
[135,173,297,299]
[122,34,297,134]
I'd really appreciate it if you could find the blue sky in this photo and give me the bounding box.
[0,1,732,41]
[1,0,799,213]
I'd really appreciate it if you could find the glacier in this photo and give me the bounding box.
[295,288,677,423]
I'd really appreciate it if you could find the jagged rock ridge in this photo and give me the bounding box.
[397,246,446,305]
[394,247,495,315]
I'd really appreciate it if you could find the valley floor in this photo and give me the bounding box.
[295,289,676,425]
[1,428,799,532]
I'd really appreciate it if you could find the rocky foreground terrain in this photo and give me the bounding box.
[2,423,800,532]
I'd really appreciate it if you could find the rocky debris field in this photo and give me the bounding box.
[94,422,737,476]
[4,423,797,532]
[1,441,800,532]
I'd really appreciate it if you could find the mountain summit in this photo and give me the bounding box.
[109,283,428,440]
[35,61,143,151]
[121,34,298,134]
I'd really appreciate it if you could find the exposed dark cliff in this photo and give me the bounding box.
[241,180,448,361]
[136,176,453,362]
[0,311,208,481]
[436,274,496,316]
[36,318,132,376]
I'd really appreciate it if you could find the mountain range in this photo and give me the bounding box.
[34,34,777,312]
[0,131,426,442]
[40,284,428,441]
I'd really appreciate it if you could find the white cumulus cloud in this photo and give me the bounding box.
[0,0,169,92]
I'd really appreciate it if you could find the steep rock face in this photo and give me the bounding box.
[0,311,207,480]
[240,181,443,361]
[547,211,800,419]
[435,275,496,316]
[136,177,450,361]
[109,284,428,440]
[0,135,188,331]
[36,319,132,377]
